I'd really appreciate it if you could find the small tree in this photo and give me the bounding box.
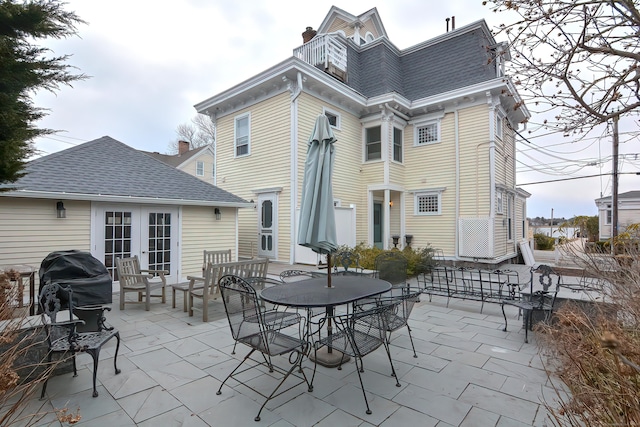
[0,0,86,187]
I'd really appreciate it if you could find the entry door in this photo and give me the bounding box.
[373,202,383,249]
[258,194,277,258]
[93,205,179,288]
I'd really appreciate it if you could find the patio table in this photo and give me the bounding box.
[260,276,391,367]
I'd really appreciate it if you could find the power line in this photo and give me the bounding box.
[518,172,640,186]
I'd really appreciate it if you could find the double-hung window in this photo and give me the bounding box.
[393,127,403,162]
[496,191,504,214]
[196,161,204,176]
[507,195,513,240]
[235,114,250,157]
[496,114,504,140]
[365,126,381,161]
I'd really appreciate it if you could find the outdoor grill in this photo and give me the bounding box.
[39,250,113,308]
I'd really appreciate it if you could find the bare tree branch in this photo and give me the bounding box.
[167,114,215,153]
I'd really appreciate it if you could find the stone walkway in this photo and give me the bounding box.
[8,270,559,426]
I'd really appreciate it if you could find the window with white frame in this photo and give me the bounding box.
[393,127,402,162]
[496,191,504,214]
[415,192,441,215]
[496,113,504,139]
[196,161,204,176]
[323,108,340,129]
[235,114,250,157]
[605,204,612,225]
[415,121,440,145]
[365,126,381,161]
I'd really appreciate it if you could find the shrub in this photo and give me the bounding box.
[537,240,640,425]
[334,243,435,277]
[534,233,555,250]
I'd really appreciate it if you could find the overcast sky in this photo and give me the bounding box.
[31,0,640,220]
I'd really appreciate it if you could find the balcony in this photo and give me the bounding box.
[293,34,347,81]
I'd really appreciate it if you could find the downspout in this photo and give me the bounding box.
[455,110,460,259]
[290,71,303,263]
[488,95,497,259]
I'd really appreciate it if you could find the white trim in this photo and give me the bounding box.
[234,112,251,157]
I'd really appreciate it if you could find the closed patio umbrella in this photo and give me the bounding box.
[298,114,338,284]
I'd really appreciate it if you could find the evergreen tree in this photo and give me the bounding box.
[0,0,85,187]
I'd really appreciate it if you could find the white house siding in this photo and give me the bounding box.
[215,92,291,260]
[180,206,237,278]
[403,110,457,255]
[0,198,91,270]
[458,104,491,217]
[180,151,215,186]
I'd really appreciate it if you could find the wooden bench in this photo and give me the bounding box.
[417,265,521,313]
[188,258,270,322]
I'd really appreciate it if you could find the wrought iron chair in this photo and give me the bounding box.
[39,283,121,398]
[311,304,400,415]
[374,251,408,287]
[501,264,561,343]
[333,251,364,275]
[216,275,312,422]
[115,255,166,311]
[368,286,422,359]
[278,270,328,339]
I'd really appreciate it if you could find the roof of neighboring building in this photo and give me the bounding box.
[596,191,640,204]
[143,145,211,168]
[0,136,249,207]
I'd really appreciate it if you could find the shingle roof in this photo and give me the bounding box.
[596,191,640,203]
[1,136,248,205]
[143,145,209,168]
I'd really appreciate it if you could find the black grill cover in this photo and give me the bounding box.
[39,250,112,307]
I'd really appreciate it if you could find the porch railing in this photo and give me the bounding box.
[293,34,347,74]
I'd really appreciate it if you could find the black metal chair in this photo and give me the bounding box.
[333,251,365,275]
[501,264,561,343]
[216,275,312,422]
[311,304,399,415]
[373,286,422,359]
[374,251,408,287]
[39,283,121,398]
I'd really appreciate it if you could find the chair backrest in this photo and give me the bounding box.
[116,256,144,286]
[279,270,322,282]
[345,305,390,357]
[376,286,421,330]
[203,249,232,273]
[217,258,269,280]
[529,264,561,307]
[218,275,264,342]
[333,251,362,275]
[374,252,408,286]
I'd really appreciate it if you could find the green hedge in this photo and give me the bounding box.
[334,243,435,277]
[534,233,555,250]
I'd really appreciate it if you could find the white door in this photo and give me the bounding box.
[257,194,277,258]
[93,204,179,290]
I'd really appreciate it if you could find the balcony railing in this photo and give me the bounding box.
[293,34,347,78]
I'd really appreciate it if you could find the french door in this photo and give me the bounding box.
[93,204,179,289]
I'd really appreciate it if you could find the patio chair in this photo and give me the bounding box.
[115,255,167,311]
[216,275,312,422]
[39,283,121,398]
[311,304,400,415]
[358,286,422,359]
[278,270,327,336]
[374,251,408,287]
[501,264,561,343]
[333,251,364,276]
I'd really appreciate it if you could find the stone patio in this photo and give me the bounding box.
[5,264,560,426]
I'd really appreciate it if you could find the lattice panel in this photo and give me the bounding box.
[458,217,494,258]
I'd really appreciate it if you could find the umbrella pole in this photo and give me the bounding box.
[327,253,333,353]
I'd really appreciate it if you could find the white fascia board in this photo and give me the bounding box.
[0,191,254,208]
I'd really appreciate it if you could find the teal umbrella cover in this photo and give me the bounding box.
[298,114,338,255]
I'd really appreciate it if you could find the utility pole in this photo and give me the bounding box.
[612,114,619,247]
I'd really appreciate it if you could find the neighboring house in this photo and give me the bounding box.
[595,191,640,239]
[194,6,531,266]
[0,136,251,291]
[144,140,216,185]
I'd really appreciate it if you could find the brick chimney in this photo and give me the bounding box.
[302,26,317,43]
[178,140,190,155]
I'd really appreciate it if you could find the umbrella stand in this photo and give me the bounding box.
[308,252,351,367]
